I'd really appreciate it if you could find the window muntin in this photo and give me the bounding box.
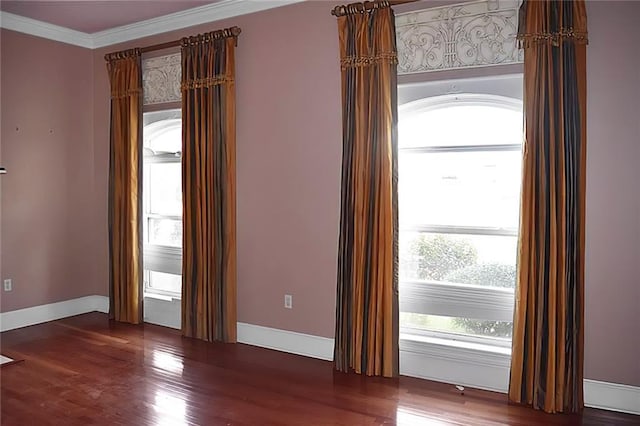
[145,270,182,297]
[143,109,182,297]
[399,94,522,345]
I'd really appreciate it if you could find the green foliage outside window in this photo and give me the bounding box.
[409,234,477,281]
[410,235,515,338]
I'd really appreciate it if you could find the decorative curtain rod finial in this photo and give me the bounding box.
[331,0,415,17]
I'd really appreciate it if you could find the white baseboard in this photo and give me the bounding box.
[0,295,108,332]
[1,296,638,416]
[237,322,334,361]
[91,295,110,313]
[584,379,640,415]
[236,326,640,415]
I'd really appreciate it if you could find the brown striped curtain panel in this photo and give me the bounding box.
[106,49,144,324]
[509,0,588,414]
[181,28,240,343]
[332,1,399,377]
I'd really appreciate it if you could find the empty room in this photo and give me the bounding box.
[0,0,638,424]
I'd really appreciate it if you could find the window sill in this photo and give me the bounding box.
[401,332,510,356]
[144,292,181,302]
[400,332,511,366]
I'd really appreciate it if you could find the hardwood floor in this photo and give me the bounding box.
[0,313,636,425]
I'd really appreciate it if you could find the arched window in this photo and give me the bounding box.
[143,109,181,154]
[142,109,182,297]
[399,94,523,346]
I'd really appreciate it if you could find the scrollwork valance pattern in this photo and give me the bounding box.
[395,0,522,74]
[142,53,181,105]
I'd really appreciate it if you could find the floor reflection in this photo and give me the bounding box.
[153,389,188,426]
[152,349,184,374]
[396,407,453,425]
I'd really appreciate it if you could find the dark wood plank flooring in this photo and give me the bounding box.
[0,313,637,425]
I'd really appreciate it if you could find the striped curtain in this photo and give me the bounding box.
[509,0,588,413]
[181,28,240,343]
[332,1,399,377]
[105,49,143,324]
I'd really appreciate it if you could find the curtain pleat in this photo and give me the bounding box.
[333,1,399,378]
[106,49,143,324]
[509,0,588,413]
[181,28,239,343]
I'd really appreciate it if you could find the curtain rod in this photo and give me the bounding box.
[331,0,418,16]
[104,26,242,58]
[140,26,241,54]
[140,39,181,54]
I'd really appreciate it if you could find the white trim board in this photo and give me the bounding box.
[91,0,306,48]
[584,380,640,416]
[241,327,640,416]
[0,295,108,332]
[0,11,94,48]
[237,322,334,361]
[0,0,306,49]
[400,341,640,415]
[0,295,638,416]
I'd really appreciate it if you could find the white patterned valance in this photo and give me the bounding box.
[396,0,523,75]
[142,53,181,105]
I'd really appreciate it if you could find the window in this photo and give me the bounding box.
[143,109,182,297]
[399,93,522,348]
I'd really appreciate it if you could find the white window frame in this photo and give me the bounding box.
[142,111,183,299]
[399,93,523,350]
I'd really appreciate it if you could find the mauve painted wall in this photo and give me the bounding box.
[90,0,640,384]
[1,0,638,387]
[91,1,342,338]
[583,0,640,387]
[0,29,103,311]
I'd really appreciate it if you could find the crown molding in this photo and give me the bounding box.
[0,11,94,48]
[91,0,306,48]
[0,0,306,50]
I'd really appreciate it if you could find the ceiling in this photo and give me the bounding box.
[0,0,304,48]
[0,1,218,34]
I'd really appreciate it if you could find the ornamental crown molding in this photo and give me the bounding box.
[0,11,94,48]
[0,0,305,49]
[396,0,523,75]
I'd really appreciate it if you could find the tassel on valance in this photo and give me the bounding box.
[517,29,588,48]
[181,76,234,90]
[340,52,397,70]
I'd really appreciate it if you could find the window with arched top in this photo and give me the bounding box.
[398,93,523,347]
[140,52,183,326]
[143,108,181,153]
[142,108,182,298]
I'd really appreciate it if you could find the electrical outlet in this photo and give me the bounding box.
[284,294,292,309]
[4,279,12,292]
